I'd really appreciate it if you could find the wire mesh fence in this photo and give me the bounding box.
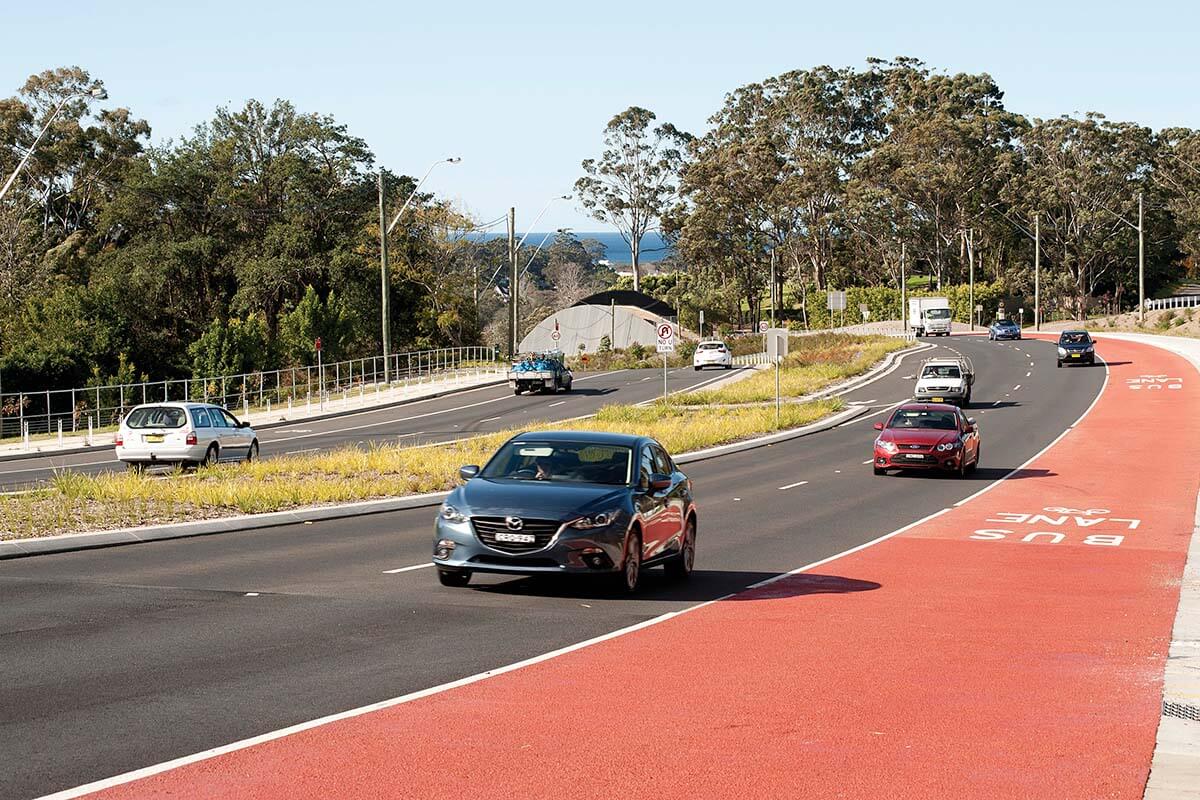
[0,346,499,445]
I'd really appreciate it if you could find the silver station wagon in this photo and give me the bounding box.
[115,402,259,470]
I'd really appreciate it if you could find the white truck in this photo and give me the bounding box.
[909,297,953,337]
[913,355,975,407]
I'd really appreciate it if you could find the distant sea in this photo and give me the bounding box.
[477,231,671,265]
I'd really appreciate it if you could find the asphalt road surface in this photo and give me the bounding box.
[0,366,739,490]
[0,336,1106,799]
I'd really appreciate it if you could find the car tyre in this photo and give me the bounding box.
[665,518,696,581]
[246,440,259,463]
[873,465,886,476]
[437,568,471,587]
[614,530,642,594]
[200,444,219,468]
[694,366,701,371]
[725,364,733,370]
[1056,360,1062,369]
[513,388,523,395]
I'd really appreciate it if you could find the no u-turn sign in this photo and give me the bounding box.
[656,321,675,353]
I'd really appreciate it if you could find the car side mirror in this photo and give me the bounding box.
[648,473,672,492]
[238,421,251,428]
[967,417,976,425]
[458,465,480,481]
[873,422,884,431]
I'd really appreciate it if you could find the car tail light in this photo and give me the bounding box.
[115,432,123,446]
[186,431,198,446]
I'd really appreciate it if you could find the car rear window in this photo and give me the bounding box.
[698,342,726,351]
[125,407,187,429]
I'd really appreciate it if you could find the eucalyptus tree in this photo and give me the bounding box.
[575,106,688,291]
[1154,127,1200,266]
[1002,114,1161,316]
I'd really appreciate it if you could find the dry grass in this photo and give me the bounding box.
[675,335,906,406]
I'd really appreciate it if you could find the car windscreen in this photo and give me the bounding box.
[921,365,961,379]
[698,342,726,351]
[888,409,958,430]
[994,319,1016,326]
[124,406,187,429]
[481,441,633,485]
[1060,332,1091,345]
[925,308,951,319]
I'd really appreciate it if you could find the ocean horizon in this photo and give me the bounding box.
[474,231,671,265]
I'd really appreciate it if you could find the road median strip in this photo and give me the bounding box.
[0,335,922,555]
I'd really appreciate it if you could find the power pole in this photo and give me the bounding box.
[377,171,391,383]
[769,247,777,328]
[507,207,518,356]
[1138,191,1145,324]
[900,241,907,333]
[968,227,975,331]
[1034,213,1041,331]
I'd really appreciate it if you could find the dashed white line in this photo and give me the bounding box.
[1025,371,1032,377]
[479,416,502,423]
[777,480,809,490]
[382,563,435,574]
[1029,361,1035,366]
[547,401,566,408]
[1012,384,1022,391]
[862,459,874,465]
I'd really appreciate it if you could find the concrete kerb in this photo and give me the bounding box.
[0,377,508,464]
[0,341,928,561]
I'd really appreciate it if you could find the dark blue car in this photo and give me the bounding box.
[1056,330,1096,367]
[432,430,697,593]
[988,318,1021,340]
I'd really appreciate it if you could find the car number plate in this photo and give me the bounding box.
[1071,353,1080,358]
[905,453,924,459]
[143,434,165,443]
[932,397,944,403]
[495,532,536,543]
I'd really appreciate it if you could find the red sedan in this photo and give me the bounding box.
[872,403,980,477]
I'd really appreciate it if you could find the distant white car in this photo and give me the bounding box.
[693,340,733,370]
[115,402,259,470]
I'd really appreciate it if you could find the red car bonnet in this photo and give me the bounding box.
[879,427,958,447]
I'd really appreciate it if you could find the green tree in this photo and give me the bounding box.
[575,107,688,291]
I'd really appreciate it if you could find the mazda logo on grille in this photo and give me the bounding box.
[505,516,524,531]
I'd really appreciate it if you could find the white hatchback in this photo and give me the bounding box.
[115,403,259,470]
[692,340,733,370]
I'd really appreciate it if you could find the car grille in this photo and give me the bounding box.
[472,517,561,553]
[924,385,952,392]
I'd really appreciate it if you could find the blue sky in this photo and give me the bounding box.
[4,0,1197,232]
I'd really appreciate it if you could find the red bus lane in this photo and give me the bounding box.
[82,337,1199,800]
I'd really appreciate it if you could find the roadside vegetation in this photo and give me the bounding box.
[0,333,903,539]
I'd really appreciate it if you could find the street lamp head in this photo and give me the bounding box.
[446,157,462,164]
[560,194,571,200]
[89,87,108,100]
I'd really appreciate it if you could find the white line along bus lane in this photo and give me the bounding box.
[969,505,1140,547]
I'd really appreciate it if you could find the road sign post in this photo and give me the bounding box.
[827,290,847,328]
[315,338,324,412]
[656,321,675,400]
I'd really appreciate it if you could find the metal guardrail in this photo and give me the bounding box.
[1145,295,1200,311]
[0,346,499,444]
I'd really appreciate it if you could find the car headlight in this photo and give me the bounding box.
[1057,347,1066,356]
[439,503,467,523]
[876,439,898,454]
[936,440,962,452]
[1084,345,1094,353]
[570,509,619,529]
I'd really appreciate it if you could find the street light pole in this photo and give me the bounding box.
[769,247,776,328]
[900,241,907,334]
[968,228,975,331]
[1138,191,1145,324]
[377,157,461,383]
[0,87,107,203]
[1034,213,1041,331]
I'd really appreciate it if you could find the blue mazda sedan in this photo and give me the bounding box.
[432,431,697,593]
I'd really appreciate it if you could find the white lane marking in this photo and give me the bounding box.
[0,457,116,476]
[777,480,809,490]
[547,401,566,408]
[1012,385,1021,391]
[274,429,312,433]
[49,496,969,800]
[479,416,502,423]
[382,563,435,574]
[834,469,842,474]
[290,448,321,455]
[1025,372,1032,377]
[244,593,259,597]
[862,459,874,465]
[953,353,1109,509]
[1029,361,1035,366]
[838,400,906,426]
[640,376,653,382]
